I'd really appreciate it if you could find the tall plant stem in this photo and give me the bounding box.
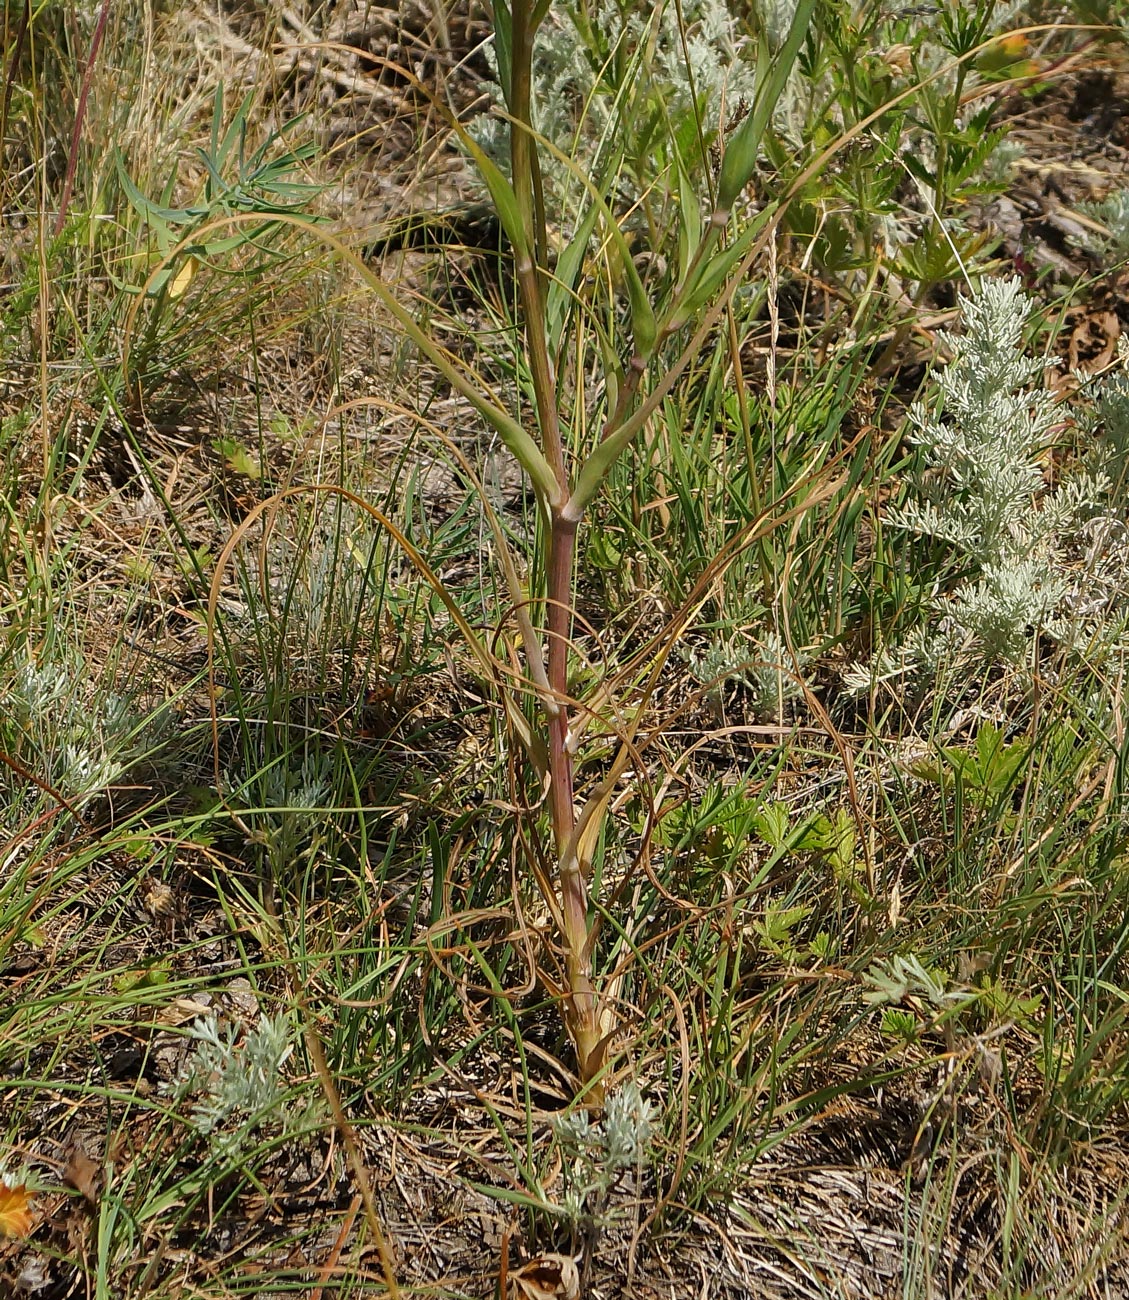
[547,511,602,1089]
[508,0,565,493]
[546,517,577,854]
[508,0,603,1091]
[55,0,112,236]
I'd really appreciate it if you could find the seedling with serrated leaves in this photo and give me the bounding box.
[116,82,323,392]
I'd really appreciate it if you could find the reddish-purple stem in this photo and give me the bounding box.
[546,515,577,851]
[54,0,111,237]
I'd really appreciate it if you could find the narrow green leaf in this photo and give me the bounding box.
[209,82,224,173]
[492,0,513,106]
[376,285,557,505]
[573,201,771,517]
[188,232,258,256]
[159,167,177,208]
[546,194,602,353]
[567,416,639,520]
[668,203,774,326]
[467,1182,555,1214]
[196,148,229,200]
[675,161,702,285]
[623,248,656,357]
[464,142,530,261]
[142,265,174,295]
[599,330,622,420]
[217,90,254,173]
[114,150,186,229]
[597,211,655,358]
[717,0,816,210]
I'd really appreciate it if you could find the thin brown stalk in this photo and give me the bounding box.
[0,1,30,220]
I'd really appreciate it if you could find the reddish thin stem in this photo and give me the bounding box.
[546,515,577,849]
[54,0,111,237]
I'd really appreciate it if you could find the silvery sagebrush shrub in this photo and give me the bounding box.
[3,651,161,815]
[1080,188,1129,259]
[553,1081,654,1229]
[172,1013,294,1156]
[683,627,809,721]
[224,751,333,867]
[846,276,1129,704]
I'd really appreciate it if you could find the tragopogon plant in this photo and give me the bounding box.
[186,5,1044,1101]
[446,0,817,1097]
[186,0,821,1102]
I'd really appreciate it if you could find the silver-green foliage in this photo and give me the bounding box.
[4,652,161,816]
[848,276,1129,696]
[1080,188,1129,258]
[225,751,333,868]
[683,628,809,721]
[174,1013,294,1153]
[553,1080,654,1229]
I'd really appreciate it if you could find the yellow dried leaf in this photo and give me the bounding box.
[0,1181,33,1237]
[168,255,198,300]
[157,996,211,1026]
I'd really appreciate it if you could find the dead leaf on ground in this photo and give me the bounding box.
[64,1147,100,1206]
[15,1254,51,1291]
[1067,307,1120,374]
[0,1181,34,1238]
[508,1253,581,1300]
[156,996,212,1027]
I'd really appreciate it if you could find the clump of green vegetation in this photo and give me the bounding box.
[552,1080,655,1236]
[4,649,166,815]
[1081,187,1129,256]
